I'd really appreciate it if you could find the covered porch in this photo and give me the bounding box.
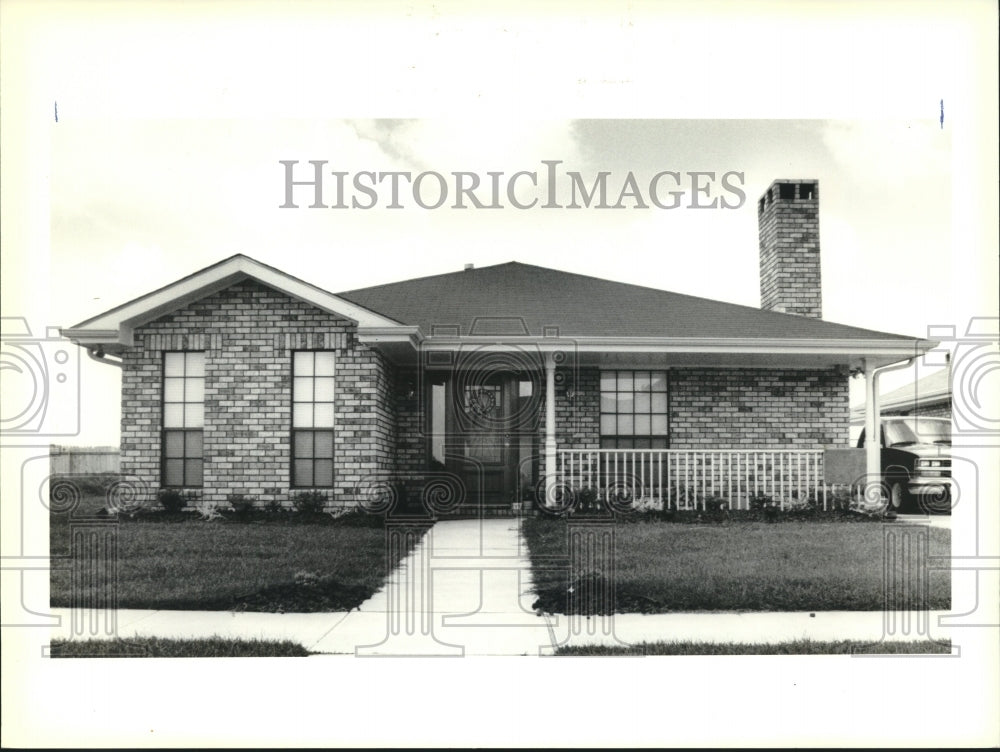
[364,328,927,513]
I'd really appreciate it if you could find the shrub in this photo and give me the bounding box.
[782,495,819,518]
[228,493,256,516]
[292,491,327,514]
[158,489,189,513]
[264,499,284,514]
[196,502,224,521]
[700,496,730,521]
[391,481,415,513]
[604,485,634,512]
[829,485,855,511]
[631,495,662,514]
[668,485,698,510]
[575,487,600,514]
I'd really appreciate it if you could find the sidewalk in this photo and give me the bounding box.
[49,518,951,655]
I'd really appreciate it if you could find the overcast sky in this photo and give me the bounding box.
[3,1,994,448]
[44,116,954,442]
[51,117,952,335]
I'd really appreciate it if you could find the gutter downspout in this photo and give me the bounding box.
[86,347,123,369]
[862,356,915,499]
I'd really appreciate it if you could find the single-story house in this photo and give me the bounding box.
[62,179,936,513]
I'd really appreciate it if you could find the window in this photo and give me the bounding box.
[292,351,335,487]
[428,376,447,468]
[599,370,668,449]
[162,352,205,487]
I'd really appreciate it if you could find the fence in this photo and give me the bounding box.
[49,446,120,475]
[558,448,836,511]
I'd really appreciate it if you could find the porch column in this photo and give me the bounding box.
[544,353,557,507]
[863,357,881,497]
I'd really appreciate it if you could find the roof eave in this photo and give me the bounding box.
[415,334,934,354]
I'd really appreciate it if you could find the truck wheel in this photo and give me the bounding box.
[888,482,908,512]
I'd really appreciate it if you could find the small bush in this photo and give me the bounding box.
[575,487,600,514]
[158,489,189,513]
[292,491,327,514]
[228,493,256,516]
[264,499,284,514]
[604,485,636,513]
[667,485,701,510]
[700,496,730,521]
[196,502,224,521]
[829,485,856,511]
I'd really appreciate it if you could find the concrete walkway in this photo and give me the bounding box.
[49,517,952,655]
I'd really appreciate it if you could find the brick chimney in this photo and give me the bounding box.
[758,179,822,318]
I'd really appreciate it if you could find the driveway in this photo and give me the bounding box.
[894,513,951,530]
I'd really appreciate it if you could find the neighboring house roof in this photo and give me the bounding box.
[338,261,917,341]
[850,367,952,421]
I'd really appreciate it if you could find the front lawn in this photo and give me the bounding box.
[51,496,425,612]
[524,517,950,613]
[50,636,310,658]
[556,639,952,655]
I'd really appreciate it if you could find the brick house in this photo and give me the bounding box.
[63,179,935,512]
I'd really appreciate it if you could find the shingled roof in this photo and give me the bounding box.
[338,261,917,341]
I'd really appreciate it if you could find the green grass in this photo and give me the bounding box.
[51,496,425,612]
[556,639,952,655]
[524,517,951,614]
[49,636,310,658]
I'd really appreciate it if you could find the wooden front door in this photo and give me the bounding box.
[426,369,540,512]
[439,366,546,510]
[450,372,518,508]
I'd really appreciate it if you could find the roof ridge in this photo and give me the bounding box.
[336,260,523,295]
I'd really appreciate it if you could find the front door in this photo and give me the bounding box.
[453,372,517,508]
[430,370,539,510]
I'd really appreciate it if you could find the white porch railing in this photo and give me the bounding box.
[558,448,832,511]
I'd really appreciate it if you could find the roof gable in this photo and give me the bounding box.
[63,255,401,348]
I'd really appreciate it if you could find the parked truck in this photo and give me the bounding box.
[856,416,952,513]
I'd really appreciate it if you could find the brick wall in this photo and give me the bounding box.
[394,367,426,500]
[120,279,396,510]
[669,368,848,448]
[553,366,849,449]
[553,367,600,450]
[758,180,822,318]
